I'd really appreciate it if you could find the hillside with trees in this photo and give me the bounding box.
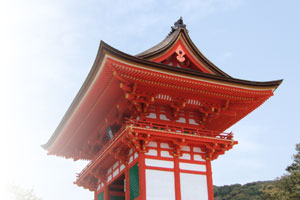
[214,181,270,200]
[214,143,300,200]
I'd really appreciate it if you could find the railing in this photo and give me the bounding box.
[127,119,233,140]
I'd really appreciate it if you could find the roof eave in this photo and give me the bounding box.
[43,40,283,154]
[42,41,108,151]
[104,41,283,90]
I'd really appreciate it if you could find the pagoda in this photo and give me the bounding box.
[43,18,282,200]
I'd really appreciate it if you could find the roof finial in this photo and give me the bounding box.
[169,17,187,36]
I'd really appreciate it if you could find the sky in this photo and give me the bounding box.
[1,0,299,199]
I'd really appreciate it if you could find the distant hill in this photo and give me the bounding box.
[213,181,273,200]
[214,144,300,200]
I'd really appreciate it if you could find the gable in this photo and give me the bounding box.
[136,23,231,77]
[150,37,215,74]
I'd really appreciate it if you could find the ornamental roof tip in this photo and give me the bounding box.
[168,17,188,36]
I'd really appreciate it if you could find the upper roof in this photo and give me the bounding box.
[42,18,282,158]
[136,17,231,77]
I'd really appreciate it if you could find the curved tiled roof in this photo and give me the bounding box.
[136,18,231,77]
[42,18,282,157]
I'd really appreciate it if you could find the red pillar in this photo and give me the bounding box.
[174,156,181,200]
[138,152,146,200]
[206,160,214,200]
[125,163,130,200]
[104,182,109,200]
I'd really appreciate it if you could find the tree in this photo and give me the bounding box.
[8,184,41,200]
[263,143,300,200]
[286,143,300,173]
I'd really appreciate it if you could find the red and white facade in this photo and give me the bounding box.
[144,141,210,200]
[43,18,282,200]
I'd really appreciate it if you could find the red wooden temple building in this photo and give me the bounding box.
[43,18,282,200]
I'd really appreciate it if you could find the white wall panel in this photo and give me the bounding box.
[189,119,199,125]
[180,173,208,200]
[179,163,206,172]
[146,170,175,200]
[160,114,170,121]
[113,161,119,169]
[160,143,171,149]
[146,149,157,156]
[145,159,174,168]
[113,169,119,177]
[176,117,186,123]
[161,150,172,158]
[147,141,157,147]
[180,153,191,160]
[193,147,203,153]
[182,146,190,151]
[129,149,133,154]
[129,155,133,163]
[194,155,205,161]
[107,175,112,182]
[147,113,156,119]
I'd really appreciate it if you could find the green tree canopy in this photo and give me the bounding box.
[214,143,300,200]
[263,143,300,200]
[286,143,300,173]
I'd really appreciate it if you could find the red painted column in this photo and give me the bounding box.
[174,155,181,200]
[94,191,97,200]
[125,163,130,200]
[104,182,109,200]
[138,152,146,200]
[206,160,214,200]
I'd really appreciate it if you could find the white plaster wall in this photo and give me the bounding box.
[107,175,112,182]
[129,155,133,163]
[160,114,170,121]
[161,150,172,158]
[180,153,191,160]
[179,163,206,172]
[176,117,186,123]
[194,154,205,161]
[180,173,208,200]
[193,147,203,153]
[146,113,156,119]
[189,119,199,125]
[113,161,119,169]
[120,164,125,171]
[146,149,157,156]
[182,146,190,151]
[113,169,119,177]
[145,159,174,168]
[160,143,171,149]
[146,170,175,200]
[147,141,157,147]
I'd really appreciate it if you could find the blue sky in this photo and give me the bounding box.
[1,0,299,199]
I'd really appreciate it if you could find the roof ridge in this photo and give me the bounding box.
[168,17,188,36]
